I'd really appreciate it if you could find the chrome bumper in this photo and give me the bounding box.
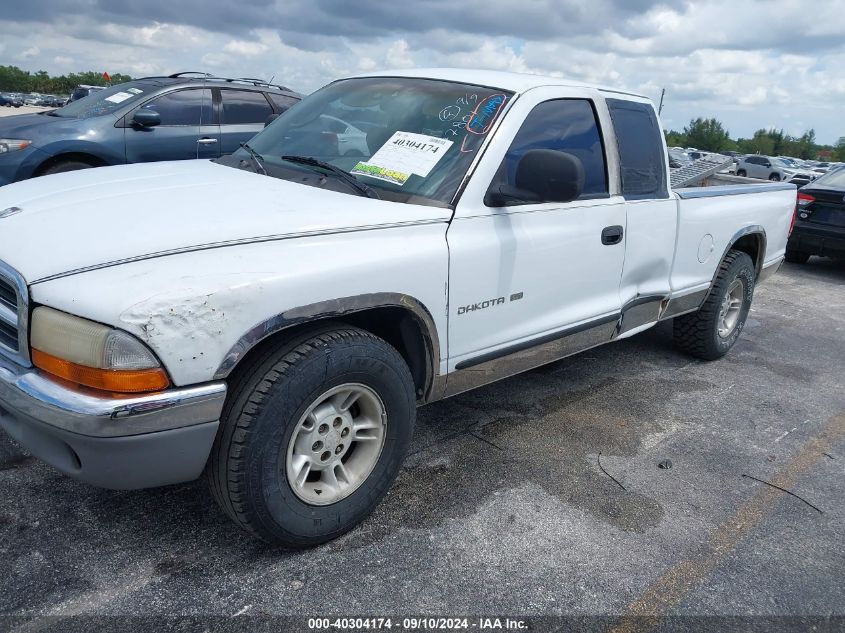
[0,354,226,438]
[0,355,228,489]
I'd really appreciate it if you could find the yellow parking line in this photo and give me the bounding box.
[612,414,844,633]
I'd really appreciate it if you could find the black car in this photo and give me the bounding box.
[786,167,845,263]
[0,73,301,185]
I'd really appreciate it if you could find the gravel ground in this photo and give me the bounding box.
[0,105,50,118]
[1,258,843,631]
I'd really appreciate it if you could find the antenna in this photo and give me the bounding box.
[658,88,665,116]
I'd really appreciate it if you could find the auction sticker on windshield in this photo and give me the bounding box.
[352,131,453,185]
[105,91,134,104]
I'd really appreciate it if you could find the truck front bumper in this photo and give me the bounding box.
[0,354,226,489]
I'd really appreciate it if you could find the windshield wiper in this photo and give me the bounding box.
[281,154,379,199]
[240,142,267,175]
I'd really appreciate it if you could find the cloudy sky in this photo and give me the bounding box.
[2,0,844,143]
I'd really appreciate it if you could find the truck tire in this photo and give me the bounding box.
[40,160,94,176]
[673,250,755,361]
[784,248,810,264]
[206,326,416,547]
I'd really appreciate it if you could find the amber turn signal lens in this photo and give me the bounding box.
[32,349,170,393]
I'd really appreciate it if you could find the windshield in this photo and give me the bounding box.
[51,82,152,119]
[238,77,513,205]
[814,165,845,188]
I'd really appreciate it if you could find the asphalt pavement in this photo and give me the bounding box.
[1,259,843,630]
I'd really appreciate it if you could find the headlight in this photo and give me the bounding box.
[0,139,32,154]
[30,306,170,393]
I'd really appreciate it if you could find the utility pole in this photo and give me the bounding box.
[658,88,665,116]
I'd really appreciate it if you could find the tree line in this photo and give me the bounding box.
[665,117,844,161]
[0,65,132,95]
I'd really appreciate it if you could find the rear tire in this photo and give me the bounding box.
[207,326,416,548]
[784,248,810,264]
[673,250,755,360]
[40,160,95,176]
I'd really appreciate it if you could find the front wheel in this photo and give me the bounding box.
[736,169,747,177]
[769,173,781,181]
[673,250,755,360]
[206,326,416,547]
[40,160,95,176]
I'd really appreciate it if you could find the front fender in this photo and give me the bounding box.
[33,138,124,168]
[28,225,450,387]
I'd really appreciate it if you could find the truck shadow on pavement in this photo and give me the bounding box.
[782,257,845,283]
[339,324,712,549]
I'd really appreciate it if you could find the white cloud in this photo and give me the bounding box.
[15,46,40,61]
[0,1,844,142]
[223,40,269,56]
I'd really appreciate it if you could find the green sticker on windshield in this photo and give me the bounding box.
[350,163,410,185]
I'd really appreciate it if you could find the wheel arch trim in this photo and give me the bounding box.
[722,225,767,279]
[696,225,766,309]
[213,292,442,396]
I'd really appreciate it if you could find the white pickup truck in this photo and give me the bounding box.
[0,69,797,547]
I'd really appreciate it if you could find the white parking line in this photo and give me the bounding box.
[774,419,810,443]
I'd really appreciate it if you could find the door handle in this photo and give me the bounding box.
[197,138,218,145]
[601,225,624,245]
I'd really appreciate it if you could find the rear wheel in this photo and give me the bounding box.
[784,248,810,264]
[207,326,416,547]
[40,160,95,176]
[673,250,755,360]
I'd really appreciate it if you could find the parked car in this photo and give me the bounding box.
[0,95,16,108]
[668,147,691,168]
[736,155,816,184]
[785,167,845,263]
[68,85,106,103]
[0,68,796,547]
[0,73,301,186]
[3,94,24,107]
[44,95,66,108]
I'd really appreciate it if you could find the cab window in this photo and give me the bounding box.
[491,99,608,203]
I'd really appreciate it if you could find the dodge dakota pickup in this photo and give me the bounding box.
[0,69,797,547]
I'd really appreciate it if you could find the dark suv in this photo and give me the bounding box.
[0,73,301,186]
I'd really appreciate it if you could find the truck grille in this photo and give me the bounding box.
[0,260,29,366]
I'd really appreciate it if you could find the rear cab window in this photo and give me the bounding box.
[606,98,668,199]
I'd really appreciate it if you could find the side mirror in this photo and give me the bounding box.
[264,113,280,128]
[132,109,161,127]
[763,161,771,168]
[485,149,585,207]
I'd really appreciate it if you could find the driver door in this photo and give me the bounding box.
[124,88,214,163]
[446,94,626,376]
